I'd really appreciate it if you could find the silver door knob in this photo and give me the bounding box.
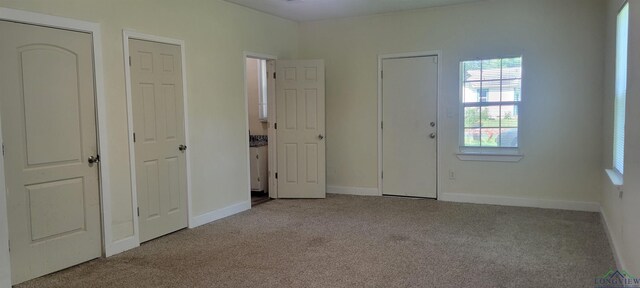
[88,155,100,164]
[178,144,187,151]
[429,133,436,139]
[318,134,324,140]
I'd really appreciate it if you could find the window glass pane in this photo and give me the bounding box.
[464,128,481,146]
[499,128,518,147]
[258,60,268,121]
[461,57,522,148]
[501,79,521,101]
[463,60,482,81]
[502,58,522,79]
[464,107,480,128]
[463,82,480,103]
[483,81,501,102]
[480,129,500,147]
[482,59,502,80]
[499,105,518,127]
[480,105,500,128]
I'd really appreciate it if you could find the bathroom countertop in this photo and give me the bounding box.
[249,135,268,147]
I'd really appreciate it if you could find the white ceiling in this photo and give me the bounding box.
[225,0,485,22]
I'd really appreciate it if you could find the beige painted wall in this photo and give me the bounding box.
[246,58,268,135]
[602,0,640,274]
[0,0,298,243]
[299,0,606,204]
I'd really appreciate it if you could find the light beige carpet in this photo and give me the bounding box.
[17,194,614,288]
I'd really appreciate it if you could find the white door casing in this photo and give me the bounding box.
[276,60,326,198]
[0,21,102,284]
[129,39,188,242]
[382,56,438,198]
[266,59,278,199]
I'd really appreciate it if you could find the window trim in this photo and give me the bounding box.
[458,56,524,159]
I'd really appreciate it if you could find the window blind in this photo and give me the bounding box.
[613,3,628,174]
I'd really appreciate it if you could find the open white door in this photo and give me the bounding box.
[129,39,188,242]
[275,60,326,198]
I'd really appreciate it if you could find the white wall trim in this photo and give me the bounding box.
[0,8,112,284]
[378,50,442,198]
[122,30,192,253]
[243,52,278,200]
[327,186,380,196]
[440,192,600,212]
[191,201,251,228]
[456,153,524,162]
[600,207,626,270]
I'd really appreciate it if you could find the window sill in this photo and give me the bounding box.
[605,169,623,190]
[456,152,524,162]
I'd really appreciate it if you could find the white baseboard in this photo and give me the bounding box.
[327,186,380,196]
[190,201,251,228]
[105,236,139,257]
[439,192,600,212]
[600,207,625,270]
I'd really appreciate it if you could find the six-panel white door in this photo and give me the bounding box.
[276,60,326,198]
[0,21,102,284]
[382,56,438,198]
[129,39,188,242]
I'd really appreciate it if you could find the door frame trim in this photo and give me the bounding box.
[0,7,113,284]
[243,52,278,200]
[122,30,193,244]
[377,51,442,198]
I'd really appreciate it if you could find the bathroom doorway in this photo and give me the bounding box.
[245,54,276,206]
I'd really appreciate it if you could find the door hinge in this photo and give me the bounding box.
[381,171,384,179]
[273,72,276,79]
[256,154,259,159]
[2,143,4,156]
[275,172,278,179]
[257,177,260,182]
[381,122,383,129]
[137,207,140,217]
[381,70,383,79]
[274,123,277,130]
[129,56,132,66]
[7,240,9,252]
[133,132,136,143]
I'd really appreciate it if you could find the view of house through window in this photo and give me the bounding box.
[461,57,522,148]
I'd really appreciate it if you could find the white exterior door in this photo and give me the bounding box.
[382,56,438,198]
[276,60,326,198]
[129,39,188,242]
[0,21,102,284]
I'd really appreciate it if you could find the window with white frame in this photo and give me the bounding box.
[258,59,268,122]
[461,57,522,149]
[613,3,629,174]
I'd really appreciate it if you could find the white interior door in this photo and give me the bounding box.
[276,60,326,198]
[382,56,438,198]
[0,21,102,284]
[129,39,188,242]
